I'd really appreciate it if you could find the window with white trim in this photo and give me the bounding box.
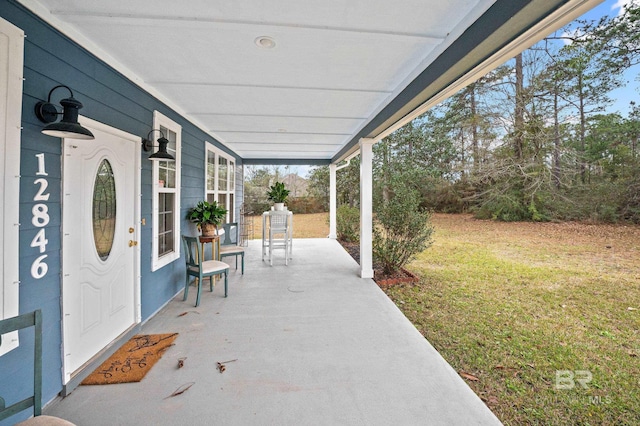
[151,111,181,271]
[205,142,235,223]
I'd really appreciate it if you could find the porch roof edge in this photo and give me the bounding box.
[331,0,600,164]
[242,158,331,166]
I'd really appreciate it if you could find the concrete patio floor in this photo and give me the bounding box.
[44,238,501,425]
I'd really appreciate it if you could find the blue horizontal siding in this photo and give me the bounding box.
[0,2,242,423]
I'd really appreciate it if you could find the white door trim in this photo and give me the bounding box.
[61,117,141,382]
[0,17,24,356]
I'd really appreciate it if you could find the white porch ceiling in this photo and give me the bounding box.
[20,0,602,164]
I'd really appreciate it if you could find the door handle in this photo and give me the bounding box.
[129,240,138,247]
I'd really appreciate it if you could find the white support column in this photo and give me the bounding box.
[359,138,375,279]
[329,163,337,239]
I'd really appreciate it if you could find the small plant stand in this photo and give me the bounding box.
[240,203,253,247]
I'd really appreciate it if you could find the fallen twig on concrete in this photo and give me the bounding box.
[165,382,194,398]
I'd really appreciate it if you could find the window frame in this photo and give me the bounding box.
[151,111,181,271]
[205,142,235,223]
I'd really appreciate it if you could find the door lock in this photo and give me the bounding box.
[129,240,138,247]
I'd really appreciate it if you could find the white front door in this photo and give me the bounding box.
[62,119,140,382]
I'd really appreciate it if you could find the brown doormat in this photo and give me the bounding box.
[81,333,178,385]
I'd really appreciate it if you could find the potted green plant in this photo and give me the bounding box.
[187,200,227,236]
[266,181,290,211]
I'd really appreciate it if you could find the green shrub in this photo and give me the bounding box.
[620,173,640,223]
[287,196,327,214]
[242,200,271,215]
[373,185,434,275]
[336,205,360,242]
[476,192,526,221]
[474,190,550,222]
[420,178,472,213]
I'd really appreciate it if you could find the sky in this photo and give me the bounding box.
[574,0,639,115]
[296,0,639,178]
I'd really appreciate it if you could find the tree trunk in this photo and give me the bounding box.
[382,140,391,202]
[459,128,466,178]
[470,83,479,170]
[553,85,561,188]
[578,72,587,184]
[514,53,524,160]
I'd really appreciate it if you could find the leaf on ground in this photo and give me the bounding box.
[216,359,237,373]
[157,344,175,355]
[178,311,200,317]
[178,357,187,368]
[165,382,194,398]
[494,365,505,370]
[460,372,479,381]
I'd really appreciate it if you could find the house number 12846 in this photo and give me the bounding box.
[30,153,50,279]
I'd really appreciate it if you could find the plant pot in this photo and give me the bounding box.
[201,223,218,237]
[274,203,285,211]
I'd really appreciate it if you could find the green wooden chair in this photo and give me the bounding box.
[0,310,75,425]
[182,235,229,307]
[219,222,245,274]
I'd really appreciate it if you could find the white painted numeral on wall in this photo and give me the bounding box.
[35,153,48,176]
[31,204,50,227]
[34,178,50,201]
[30,228,49,253]
[31,254,49,279]
[31,153,51,279]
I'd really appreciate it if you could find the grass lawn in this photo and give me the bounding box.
[247,212,329,239]
[255,212,638,423]
[383,214,640,425]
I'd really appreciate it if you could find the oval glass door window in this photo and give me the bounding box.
[93,159,117,260]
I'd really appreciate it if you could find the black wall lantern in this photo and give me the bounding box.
[142,130,175,161]
[35,85,95,140]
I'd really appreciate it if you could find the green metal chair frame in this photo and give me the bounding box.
[182,235,229,307]
[0,310,43,422]
[219,222,245,274]
[0,311,75,425]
